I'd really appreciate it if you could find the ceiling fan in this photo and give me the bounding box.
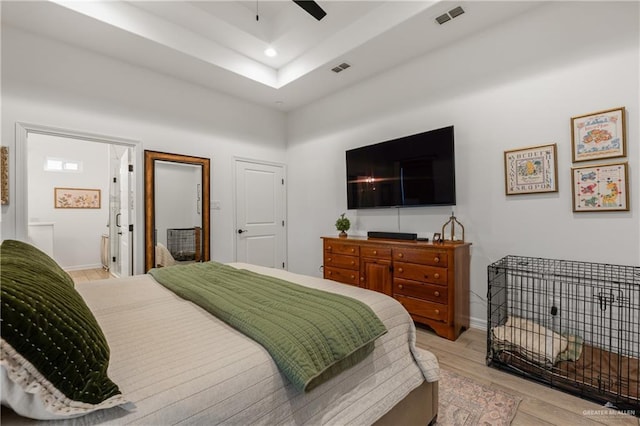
[292,0,327,21]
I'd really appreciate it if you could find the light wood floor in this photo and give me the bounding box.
[415,326,639,425]
[67,267,112,284]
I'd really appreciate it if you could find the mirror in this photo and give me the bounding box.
[144,150,210,272]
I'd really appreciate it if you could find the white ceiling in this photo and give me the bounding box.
[2,1,543,111]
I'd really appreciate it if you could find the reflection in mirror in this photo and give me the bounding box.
[144,150,210,272]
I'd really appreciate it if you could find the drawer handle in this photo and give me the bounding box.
[327,257,332,262]
[360,277,365,281]
[350,248,355,253]
[350,261,355,265]
[327,246,332,251]
[350,275,355,279]
[398,267,404,273]
[434,257,440,263]
[434,291,440,297]
[373,250,377,255]
[398,253,404,258]
[327,271,332,275]
[434,309,440,315]
[434,273,440,279]
[398,284,403,289]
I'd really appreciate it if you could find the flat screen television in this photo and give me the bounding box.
[346,125,455,209]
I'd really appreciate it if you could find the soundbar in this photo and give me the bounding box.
[367,231,417,240]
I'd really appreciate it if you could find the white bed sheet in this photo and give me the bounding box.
[5,263,439,425]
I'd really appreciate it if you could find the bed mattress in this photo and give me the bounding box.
[4,263,438,425]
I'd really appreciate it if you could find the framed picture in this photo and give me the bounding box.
[54,187,101,209]
[432,233,441,243]
[571,107,626,162]
[504,143,558,195]
[571,162,628,212]
[1,146,8,205]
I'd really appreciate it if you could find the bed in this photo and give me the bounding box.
[1,240,439,425]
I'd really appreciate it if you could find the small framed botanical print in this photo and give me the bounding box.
[54,187,101,209]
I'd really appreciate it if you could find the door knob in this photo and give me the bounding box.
[237,229,248,234]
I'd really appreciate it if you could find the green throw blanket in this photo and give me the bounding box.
[149,262,387,392]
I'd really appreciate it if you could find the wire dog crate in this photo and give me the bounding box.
[167,228,201,262]
[487,255,640,414]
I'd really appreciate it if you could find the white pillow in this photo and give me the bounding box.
[1,342,128,420]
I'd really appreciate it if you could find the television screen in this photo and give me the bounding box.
[346,126,455,209]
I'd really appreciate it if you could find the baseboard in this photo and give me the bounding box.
[469,316,487,331]
[63,263,103,272]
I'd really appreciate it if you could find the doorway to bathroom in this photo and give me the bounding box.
[16,123,139,277]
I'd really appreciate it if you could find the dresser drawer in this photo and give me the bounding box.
[324,242,360,256]
[360,246,392,259]
[392,247,448,267]
[324,253,358,270]
[394,262,448,285]
[394,278,448,304]
[395,295,448,322]
[324,266,360,286]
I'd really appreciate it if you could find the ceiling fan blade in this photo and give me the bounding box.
[292,0,327,21]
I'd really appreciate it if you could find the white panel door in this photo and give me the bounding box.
[235,160,286,269]
[117,148,132,276]
[109,145,133,277]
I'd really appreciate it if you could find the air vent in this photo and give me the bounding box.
[449,6,465,18]
[435,13,451,25]
[331,62,352,73]
[436,6,465,25]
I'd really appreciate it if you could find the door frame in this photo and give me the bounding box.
[232,156,287,268]
[15,122,143,274]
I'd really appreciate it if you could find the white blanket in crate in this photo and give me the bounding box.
[492,316,568,366]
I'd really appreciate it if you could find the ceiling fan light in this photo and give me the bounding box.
[264,47,277,57]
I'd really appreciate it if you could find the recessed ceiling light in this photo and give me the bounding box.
[264,47,277,57]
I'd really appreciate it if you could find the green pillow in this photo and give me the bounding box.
[2,237,75,289]
[0,240,125,419]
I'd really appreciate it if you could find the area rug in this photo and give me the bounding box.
[436,369,522,426]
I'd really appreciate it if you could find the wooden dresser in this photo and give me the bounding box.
[322,236,471,340]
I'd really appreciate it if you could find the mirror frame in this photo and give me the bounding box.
[144,150,210,272]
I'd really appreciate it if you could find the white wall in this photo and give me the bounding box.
[1,25,287,273]
[27,133,109,269]
[286,2,640,327]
